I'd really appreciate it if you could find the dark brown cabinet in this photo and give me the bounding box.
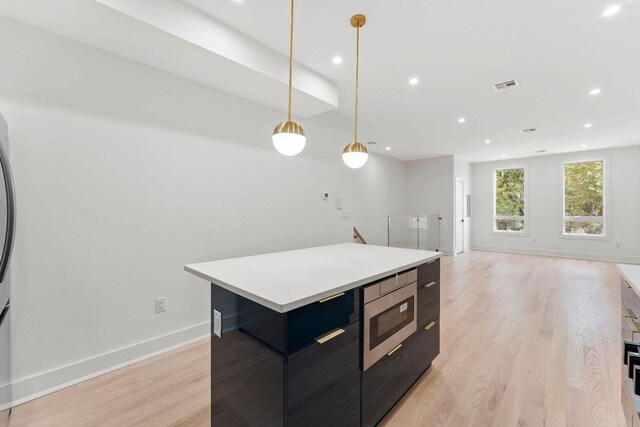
[361,319,439,427]
[287,322,361,427]
[236,287,359,355]
[418,258,440,287]
[211,330,284,427]
[417,280,439,328]
[212,285,360,427]
[620,276,640,426]
[210,257,441,427]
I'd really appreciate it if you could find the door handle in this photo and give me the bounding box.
[386,344,402,357]
[319,292,345,303]
[425,321,436,330]
[316,328,345,344]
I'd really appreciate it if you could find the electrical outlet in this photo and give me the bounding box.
[213,310,222,338]
[155,297,167,313]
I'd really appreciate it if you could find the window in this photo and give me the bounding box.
[494,167,527,233]
[563,160,605,236]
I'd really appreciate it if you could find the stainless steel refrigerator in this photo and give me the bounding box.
[0,112,16,426]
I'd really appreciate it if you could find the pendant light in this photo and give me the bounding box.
[272,0,306,156]
[342,14,369,169]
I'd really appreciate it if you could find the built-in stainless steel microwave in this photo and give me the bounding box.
[362,269,417,371]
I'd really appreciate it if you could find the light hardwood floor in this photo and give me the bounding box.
[7,251,626,426]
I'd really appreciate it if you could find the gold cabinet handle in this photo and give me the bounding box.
[426,259,436,265]
[425,321,436,330]
[624,307,638,319]
[625,280,632,289]
[628,319,640,334]
[316,328,345,344]
[386,344,402,357]
[424,281,436,288]
[319,292,345,303]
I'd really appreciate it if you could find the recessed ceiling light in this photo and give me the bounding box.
[584,123,593,128]
[484,139,491,144]
[589,88,602,95]
[332,56,343,65]
[501,154,507,157]
[458,118,466,124]
[582,144,588,148]
[602,4,622,17]
[386,146,391,151]
[409,77,419,86]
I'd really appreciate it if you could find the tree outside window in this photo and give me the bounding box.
[494,167,526,233]
[563,160,604,236]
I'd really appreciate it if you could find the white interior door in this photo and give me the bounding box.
[455,179,464,254]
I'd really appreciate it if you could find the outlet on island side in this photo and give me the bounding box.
[155,297,167,313]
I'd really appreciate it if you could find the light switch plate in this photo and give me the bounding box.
[336,196,344,210]
[213,310,222,338]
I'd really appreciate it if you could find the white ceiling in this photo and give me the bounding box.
[185,0,640,162]
[2,0,639,162]
[0,0,339,117]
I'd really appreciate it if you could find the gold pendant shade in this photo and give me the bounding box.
[272,0,306,156]
[342,14,369,169]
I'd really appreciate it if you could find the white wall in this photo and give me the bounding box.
[405,156,454,254]
[454,157,472,251]
[352,153,407,246]
[0,17,374,404]
[471,146,640,263]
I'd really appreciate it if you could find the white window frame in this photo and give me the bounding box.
[560,157,609,240]
[492,164,529,236]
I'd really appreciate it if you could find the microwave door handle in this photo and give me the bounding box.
[0,141,16,283]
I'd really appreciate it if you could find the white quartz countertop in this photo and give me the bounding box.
[618,263,640,298]
[185,243,442,313]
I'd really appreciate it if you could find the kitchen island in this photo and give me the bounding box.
[619,263,640,426]
[185,243,442,426]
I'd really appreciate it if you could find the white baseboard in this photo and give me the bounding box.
[0,321,210,410]
[471,245,640,264]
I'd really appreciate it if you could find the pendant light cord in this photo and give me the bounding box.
[354,25,360,144]
[287,0,294,122]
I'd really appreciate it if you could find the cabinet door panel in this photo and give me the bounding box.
[418,259,440,287]
[211,330,284,427]
[362,321,439,427]
[287,322,360,427]
[417,280,440,328]
[287,289,359,354]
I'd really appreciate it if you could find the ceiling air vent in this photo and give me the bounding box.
[521,128,537,134]
[494,79,520,91]
[535,149,547,153]
[366,141,377,145]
